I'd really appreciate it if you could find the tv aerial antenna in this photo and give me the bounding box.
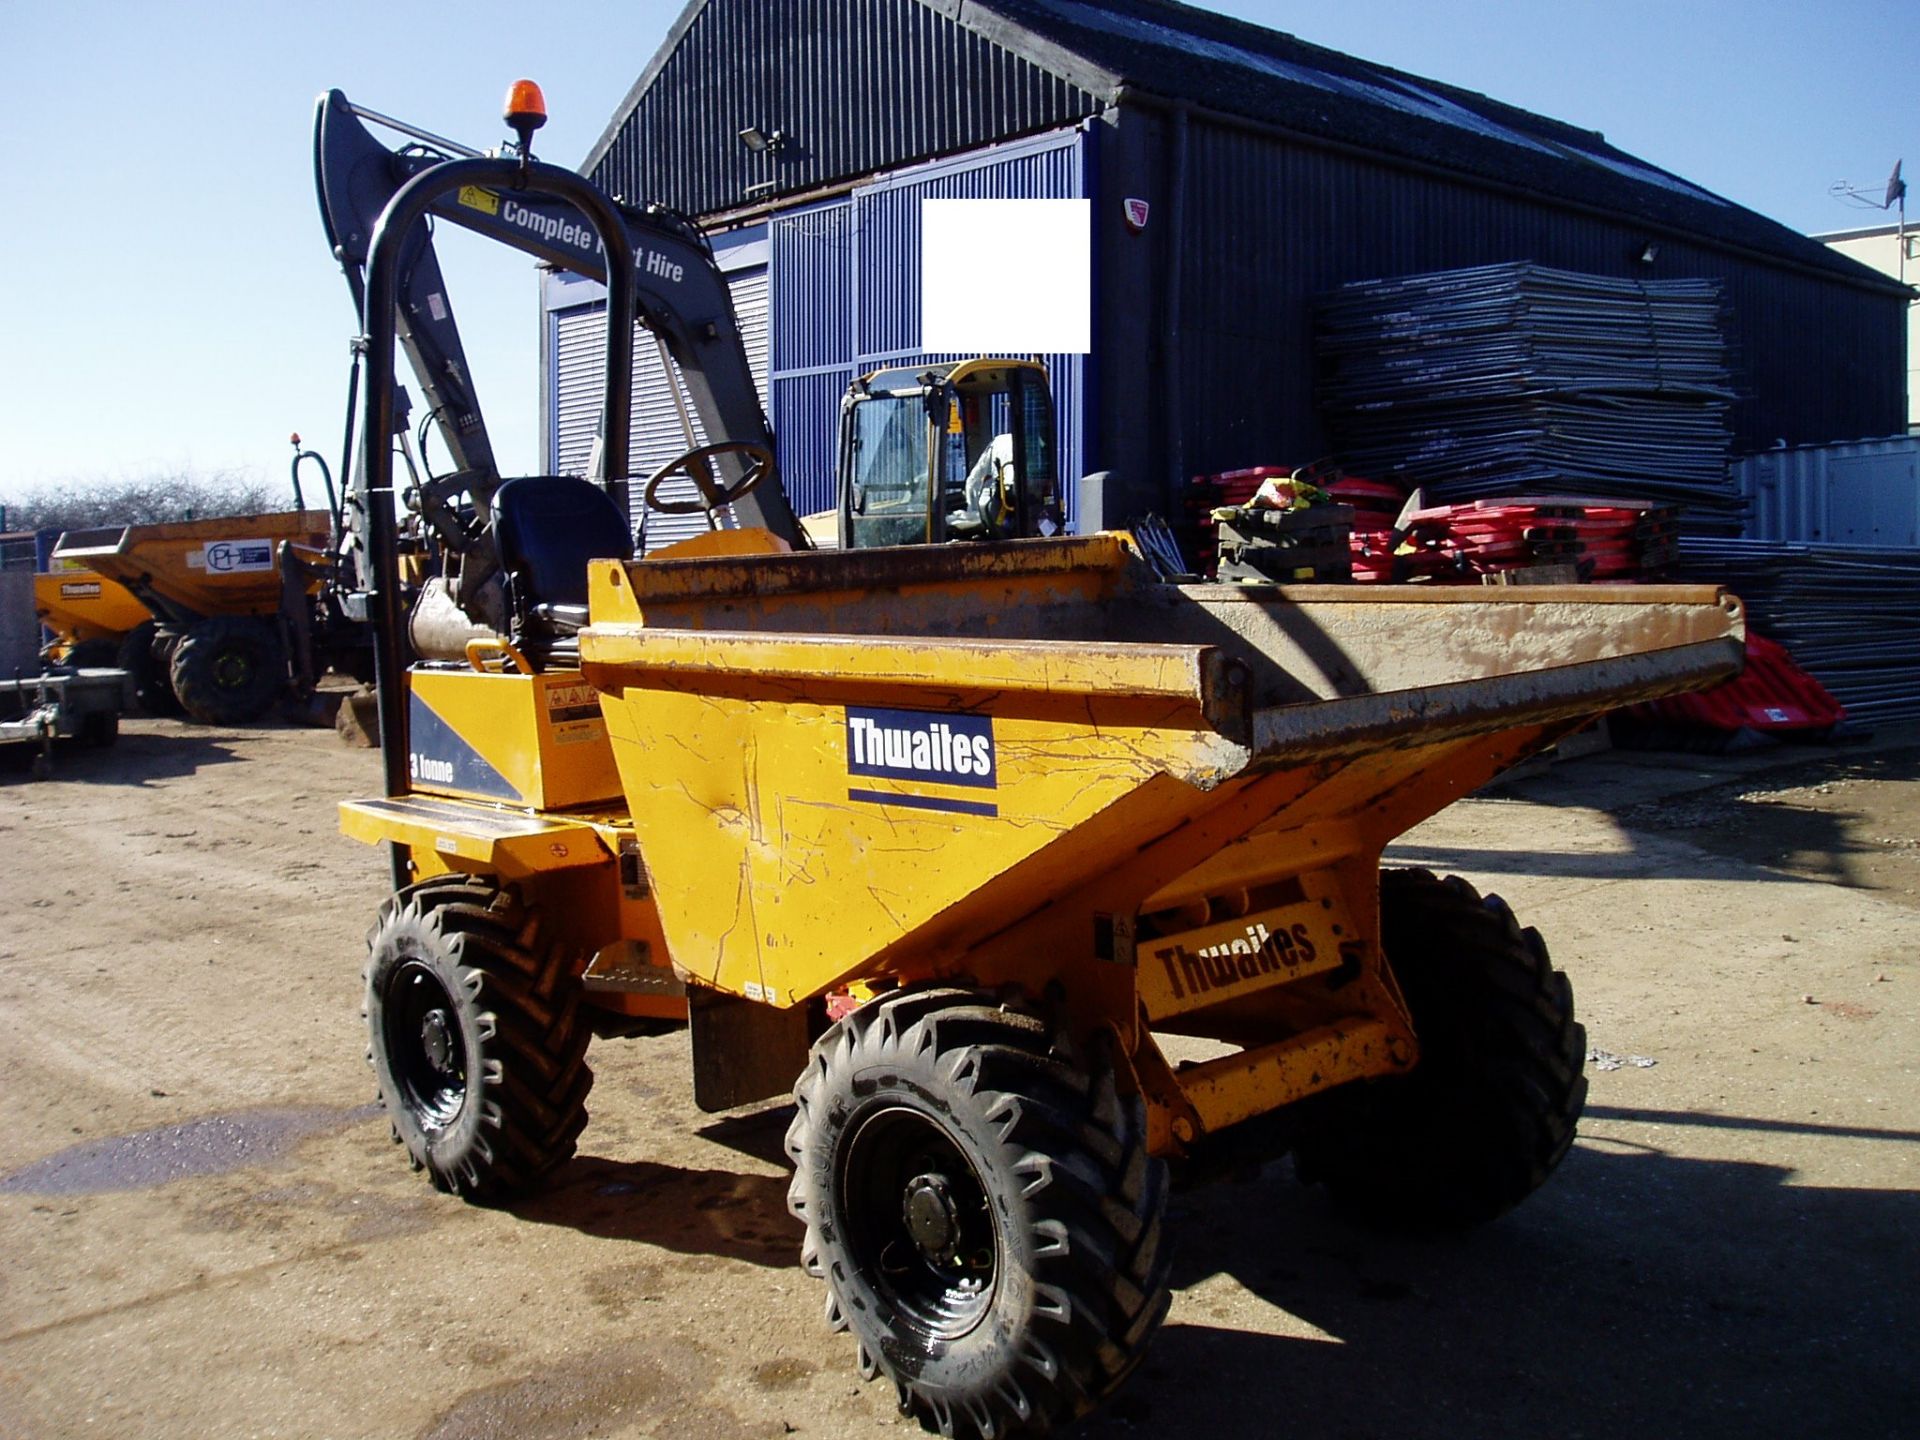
[1830,159,1910,285]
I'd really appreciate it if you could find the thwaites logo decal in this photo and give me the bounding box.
[1153,919,1321,1003]
[845,705,997,817]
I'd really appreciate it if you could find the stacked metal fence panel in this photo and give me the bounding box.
[1678,538,1920,723]
[1316,263,1744,531]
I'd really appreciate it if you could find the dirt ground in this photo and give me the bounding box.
[1,717,1915,1440]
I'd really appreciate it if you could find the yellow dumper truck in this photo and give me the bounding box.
[32,562,150,667]
[52,511,335,723]
[330,90,1744,1438]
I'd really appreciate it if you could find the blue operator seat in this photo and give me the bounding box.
[491,476,635,644]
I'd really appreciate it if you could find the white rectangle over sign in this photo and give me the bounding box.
[921,198,1090,354]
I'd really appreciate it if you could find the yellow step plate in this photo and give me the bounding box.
[340,794,610,878]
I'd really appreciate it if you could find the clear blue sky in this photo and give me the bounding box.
[2,0,1912,500]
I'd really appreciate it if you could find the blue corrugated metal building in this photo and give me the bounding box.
[546,0,1910,539]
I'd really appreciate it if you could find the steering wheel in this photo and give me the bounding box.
[641,441,776,522]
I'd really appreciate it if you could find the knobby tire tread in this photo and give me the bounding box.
[786,987,1171,1439]
[168,616,285,726]
[365,875,592,1203]
[1296,868,1587,1231]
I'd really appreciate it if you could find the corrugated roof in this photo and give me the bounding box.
[589,0,1902,294]
[954,0,1896,292]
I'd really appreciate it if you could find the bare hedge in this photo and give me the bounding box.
[0,470,280,535]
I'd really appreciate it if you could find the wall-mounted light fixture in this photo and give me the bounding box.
[738,125,789,154]
[1636,241,1661,266]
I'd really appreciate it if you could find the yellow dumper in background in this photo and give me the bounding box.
[53,511,332,723]
[32,562,151,665]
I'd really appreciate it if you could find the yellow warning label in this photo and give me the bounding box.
[457,185,501,216]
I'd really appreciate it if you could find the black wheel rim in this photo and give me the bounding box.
[841,1106,998,1341]
[212,649,255,692]
[384,959,468,1130]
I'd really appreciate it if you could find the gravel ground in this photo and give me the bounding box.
[1,718,1914,1440]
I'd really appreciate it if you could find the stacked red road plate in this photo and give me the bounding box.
[1378,496,1682,582]
[1327,476,1404,583]
[1623,631,1845,736]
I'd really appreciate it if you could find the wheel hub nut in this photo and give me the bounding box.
[903,1173,961,1262]
[420,1009,454,1073]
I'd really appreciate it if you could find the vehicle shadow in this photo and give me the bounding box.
[507,1150,797,1268]
[1084,1134,1920,1440]
[514,1089,1917,1436]
[1391,742,1920,892]
[1387,801,1868,888]
[695,1101,795,1166]
[0,726,245,787]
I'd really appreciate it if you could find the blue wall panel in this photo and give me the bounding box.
[769,198,859,520]
[853,132,1087,367]
[770,201,857,375]
[770,370,852,519]
[768,129,1092,529]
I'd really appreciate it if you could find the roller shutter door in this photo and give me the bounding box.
[768,127,1088,529]
[548,263,769,551]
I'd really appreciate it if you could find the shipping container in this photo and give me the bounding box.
[1733,436,1920,546]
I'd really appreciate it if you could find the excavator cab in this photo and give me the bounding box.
[836,358,1062,548]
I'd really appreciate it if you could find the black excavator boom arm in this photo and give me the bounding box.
[313,88,801,544]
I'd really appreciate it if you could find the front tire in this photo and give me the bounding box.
[364,875,592,1202]
[117,622,181,717]
[168,616,284,725]
[1295,868,1587,1231]
[786,988,1171,1439]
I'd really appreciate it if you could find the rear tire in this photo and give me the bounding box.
[786,988,1171,1439]
[117,622,181,717]
[169,616,285,725]
[364,875,593,1202]
[1294,868,1587,1231]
